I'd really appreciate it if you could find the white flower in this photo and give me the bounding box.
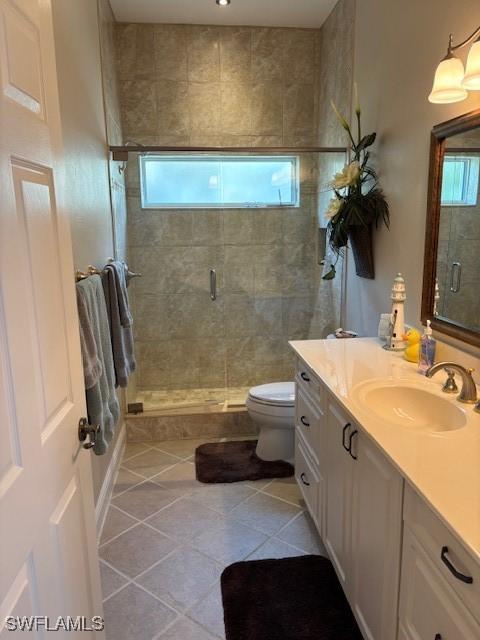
[331,161,361,189]
[325,197,342,220]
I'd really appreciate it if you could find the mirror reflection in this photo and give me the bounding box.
[435,128,480,331]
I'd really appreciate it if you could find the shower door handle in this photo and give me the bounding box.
[210,269,217,301]
[450,261,461,293]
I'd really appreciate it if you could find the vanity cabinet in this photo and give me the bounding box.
[399,484,480,639]
[399,528,479,640]
[295,358,403,640]
[324,399,403,640]
[293,346,480,640]
[324,399,354,590]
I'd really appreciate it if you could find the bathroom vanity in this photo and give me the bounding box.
[290,338,480,640]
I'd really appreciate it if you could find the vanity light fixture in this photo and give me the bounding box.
[216,0,230,5]
[429,27,480,103]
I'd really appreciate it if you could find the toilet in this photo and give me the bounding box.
[246,382,295,463]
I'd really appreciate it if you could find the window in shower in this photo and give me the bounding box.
[441,154,479,206]
[139,155,300,208]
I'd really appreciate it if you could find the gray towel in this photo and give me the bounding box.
[102,262,136,388]
[76,276,120,455]
[76,287,103,389]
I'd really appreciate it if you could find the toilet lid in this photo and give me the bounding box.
[248,382,295,407]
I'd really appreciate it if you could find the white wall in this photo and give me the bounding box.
[346,0,480,363]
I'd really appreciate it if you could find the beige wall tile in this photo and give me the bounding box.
[224,245,255,294]
[254,296,283,335]
[283,83,315,136]
[220,27,252,83]
[156,81,189,136]
[188,82,222,134]
[187,26,221,82]
[223,210,255,244]
[120,80,157,135]
[254,245,284,294]
[154,25,188,81]
[115,24,156,79]
[221,82,252,135]
[251,28,284,81]
[251,82,283,136]
[225,294,255,336]
[282,29,316,84]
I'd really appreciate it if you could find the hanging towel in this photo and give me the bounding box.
[76,287,102,389]
[102,261,136,388]
[76,275,120,455]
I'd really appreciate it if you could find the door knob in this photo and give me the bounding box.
[78,417,100,450]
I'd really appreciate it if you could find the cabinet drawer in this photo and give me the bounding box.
[295,436,319,522]
[295,359,324,408]
[404,484,480,624]
[399,527,480,640]
[295,388,323,465]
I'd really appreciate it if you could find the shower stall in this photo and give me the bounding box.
[122,148,347,413]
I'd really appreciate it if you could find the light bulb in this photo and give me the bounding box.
[216,0,230,5]
[462,39,480,90]
[428,55,468,104]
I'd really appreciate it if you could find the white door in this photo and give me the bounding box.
[0,0,103,635]
[324,400,354,592]
[350,431,403,640]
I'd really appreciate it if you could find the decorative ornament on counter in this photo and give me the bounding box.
[383,273,406,351]
[402,328,421,363]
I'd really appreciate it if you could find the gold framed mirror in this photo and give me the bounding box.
[421,109,480,347]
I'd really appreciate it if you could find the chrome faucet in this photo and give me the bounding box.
[426,362,478,405]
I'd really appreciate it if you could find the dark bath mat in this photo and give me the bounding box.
[195,440,294,483]
[221,555,362,640]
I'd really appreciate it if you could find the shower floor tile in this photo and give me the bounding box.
[100,436,326,640]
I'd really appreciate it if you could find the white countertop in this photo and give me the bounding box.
[290,337,480,561]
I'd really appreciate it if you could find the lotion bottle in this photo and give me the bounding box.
[418,320,436,375]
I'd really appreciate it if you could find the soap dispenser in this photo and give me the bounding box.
[418,320,437,375]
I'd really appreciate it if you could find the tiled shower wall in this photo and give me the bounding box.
[114,9,354,396]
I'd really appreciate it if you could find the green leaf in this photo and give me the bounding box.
[356,132,376,153]
[322,264,336,280]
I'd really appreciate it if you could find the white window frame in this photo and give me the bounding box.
[441,154,480,207]
[139,154,300,209]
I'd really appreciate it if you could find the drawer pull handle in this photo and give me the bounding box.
[440,546,473,584]
[300,415,310,427]
[348,429,358,460]
[434,635,442,640]
[300,372,310,382]
[300,472,310,486]
[342,423,351,451]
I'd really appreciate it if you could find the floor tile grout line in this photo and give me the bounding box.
[122,459,183,483]
[227,503,303,538]
[256,486,304,508]
[130,546,182,583]
[269,534,314,556]
[133,569,222,620]
[184,614,225,640]
[110,473,151,500]
[121,445,155,462]
[99,520,142,549]
[129,580,184,619]
[183,611,225,640]
[273,507,306,536]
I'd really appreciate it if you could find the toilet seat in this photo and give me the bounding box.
[248,382,295,408]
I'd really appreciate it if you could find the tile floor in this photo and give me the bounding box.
[99,437,327,640]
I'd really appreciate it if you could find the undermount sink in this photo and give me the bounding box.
[352,381,467,432]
